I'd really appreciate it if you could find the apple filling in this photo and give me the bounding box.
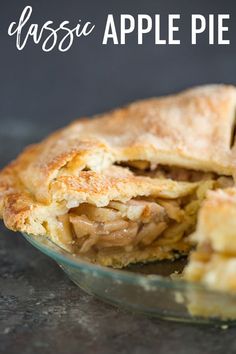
[57,180,220,257]
[118,160,233,184]
[56,162,233,264]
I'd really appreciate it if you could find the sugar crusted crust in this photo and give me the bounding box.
[1,84,236,270]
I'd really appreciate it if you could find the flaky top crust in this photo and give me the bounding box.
[1,84,236,237]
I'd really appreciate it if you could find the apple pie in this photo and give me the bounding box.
[1,84,236,291]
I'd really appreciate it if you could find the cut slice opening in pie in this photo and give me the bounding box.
[53,166,231,267]
[1,84,236,291]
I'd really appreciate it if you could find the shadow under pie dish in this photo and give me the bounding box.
[1,84,236,322]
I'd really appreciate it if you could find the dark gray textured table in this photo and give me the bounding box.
[1,121,236,354]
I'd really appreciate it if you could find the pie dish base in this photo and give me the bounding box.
[23,232,236,325]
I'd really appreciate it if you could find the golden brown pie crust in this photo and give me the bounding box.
[1,84,236,288]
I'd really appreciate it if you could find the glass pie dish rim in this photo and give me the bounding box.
[22,232,236,324]
[21,232,226,295]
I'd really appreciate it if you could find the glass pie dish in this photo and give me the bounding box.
[23,232,236,325]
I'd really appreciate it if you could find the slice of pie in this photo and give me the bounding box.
[184,188,236,292]
[0,84,236,280]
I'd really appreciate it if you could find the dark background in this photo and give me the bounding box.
[0,0,236,166]
[1,1,236,353]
